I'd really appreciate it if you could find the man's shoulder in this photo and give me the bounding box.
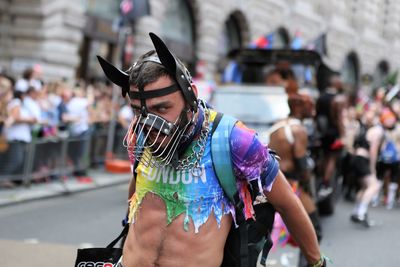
[230,120,257,138]
[291,122,307,136]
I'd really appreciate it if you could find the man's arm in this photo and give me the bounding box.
[293,125,311,181]
[265,170,321,264]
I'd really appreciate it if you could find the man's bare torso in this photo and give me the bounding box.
[269,122,300,174]
[122,193,232,267]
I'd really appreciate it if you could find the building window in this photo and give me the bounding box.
[83,0,120,19]
[341,52,359,92]
[160,0,195,64]
[274,27,290,48]
[373,60,390,88]
[218,13,243,57]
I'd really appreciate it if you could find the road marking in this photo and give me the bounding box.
[265,259,278,265]
[280,252,296,267]
[79,243,94,248]
[24,238,39,244]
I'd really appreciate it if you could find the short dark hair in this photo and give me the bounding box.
[22,68,34,80]
[26,86,36,94]
[128,50,170,89]
[13,89,24,100]
[128,50,192,89]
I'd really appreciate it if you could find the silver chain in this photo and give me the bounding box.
[175,107,211,175]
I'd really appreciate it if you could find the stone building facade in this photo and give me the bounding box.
[0,0,85,80]
[1,0,400,90]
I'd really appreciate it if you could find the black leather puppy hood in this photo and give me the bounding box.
[97,32,198,112]
[148,32,198,111]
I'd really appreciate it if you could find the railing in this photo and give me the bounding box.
[0,125,129,187]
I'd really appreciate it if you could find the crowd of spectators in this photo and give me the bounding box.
[0,66,133,188]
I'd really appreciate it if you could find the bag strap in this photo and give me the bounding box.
[239,223,249,267]
[107,224,129,248]
[211,112,238,204]
[268,118,301,145]
[211,112,250,267]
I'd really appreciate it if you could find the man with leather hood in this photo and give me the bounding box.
[98,33,325,267]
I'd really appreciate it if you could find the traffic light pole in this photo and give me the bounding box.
[105,26,131,160]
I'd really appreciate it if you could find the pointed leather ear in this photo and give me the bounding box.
[148,32,198,112]
[97,56,130,97]
[149,32,177,75]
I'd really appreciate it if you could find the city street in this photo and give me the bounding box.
[0,183,399,266]
[2,1,400,267]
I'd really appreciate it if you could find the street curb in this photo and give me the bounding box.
[0,174,131,208]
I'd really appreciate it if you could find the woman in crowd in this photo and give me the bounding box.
[2,85,37,186]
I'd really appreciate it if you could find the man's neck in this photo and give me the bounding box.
[177,107,204,154]
[289,113,302,121]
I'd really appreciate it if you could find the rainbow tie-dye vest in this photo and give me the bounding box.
[128,110,235,233]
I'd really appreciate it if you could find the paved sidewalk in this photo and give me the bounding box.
[0,169,131,207]
[0,239,77,267]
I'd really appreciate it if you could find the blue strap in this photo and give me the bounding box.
[211,113,238,204]
[211,113,252,267]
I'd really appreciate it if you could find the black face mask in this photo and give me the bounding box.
[124,105,195,167]
[139,108,192,151]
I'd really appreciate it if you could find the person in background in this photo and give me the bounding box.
[60,87,91,180]
[2,89,37,186]
[265,67,299,94]
[0,76,14,185]
[118,104,134,130]
[348,105,381,227]
[315,74,347,196]
[0,77,14,135]
[268,92,323,265]
[115,103,134,159]
[15,65,43,93]
[87,83,112,166]
[36,83,59,137]
[24,86,46,135]
[369,109,400,209]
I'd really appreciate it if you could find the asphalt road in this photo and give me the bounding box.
[319,198,400,267]
[0,183,399,267]
[0,183,128,267]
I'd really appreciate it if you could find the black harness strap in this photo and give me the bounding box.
[210,112,223,134]
[139,115,174,136]
[129,84,179,100]
[239,223,249,267]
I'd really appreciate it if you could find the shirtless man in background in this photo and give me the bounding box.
[269,93,322,242]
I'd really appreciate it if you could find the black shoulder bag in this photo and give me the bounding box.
[74,224,128,267]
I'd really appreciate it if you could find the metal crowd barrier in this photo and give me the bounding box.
[0,125,129,187]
